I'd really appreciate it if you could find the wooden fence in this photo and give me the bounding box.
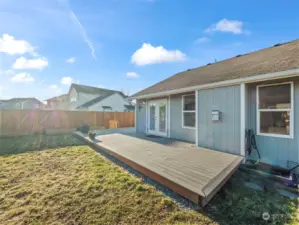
[0,110,135,136]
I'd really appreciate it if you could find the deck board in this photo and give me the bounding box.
[75,132,243,206]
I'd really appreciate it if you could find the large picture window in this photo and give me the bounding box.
[257,82,293,138]
[182,94,196,128]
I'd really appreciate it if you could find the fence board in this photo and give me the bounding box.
[0,110,135,136]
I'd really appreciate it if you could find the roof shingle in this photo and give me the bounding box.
[71,83,125,97]
[132,39,299,98]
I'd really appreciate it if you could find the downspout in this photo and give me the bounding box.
[195,90,199,146]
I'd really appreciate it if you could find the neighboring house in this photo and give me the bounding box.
[45,94,69,110]
[46,83,134,112]
[0,100,9,109]
[131,39,299,169]
[0,98,43,110]
[70,83,133,112]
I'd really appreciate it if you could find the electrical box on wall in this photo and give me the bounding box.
[212,110,221,122]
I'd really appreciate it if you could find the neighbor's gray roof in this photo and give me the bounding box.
[45,94,68,101]
[70,83,126,97]
[76,93,115,109]
[7,98,43,104]
[132,39,299,98]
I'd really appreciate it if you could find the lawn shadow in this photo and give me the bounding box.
[0,133,85,156]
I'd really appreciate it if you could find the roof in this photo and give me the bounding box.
[132,39,299,98]
[45,94,68,101]
[70,83,126,97]
[76,93,115,108]
[7,98,43,104]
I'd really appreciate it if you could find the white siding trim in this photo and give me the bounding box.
[195,90,199,146]
[240,83,246,157]
[256,81,294,139]
[135,100,137,133]
[130,69,299,100]
[145,100,148,134]
[168,95,171,138]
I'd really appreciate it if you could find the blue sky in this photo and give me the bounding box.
[1,0,299,100]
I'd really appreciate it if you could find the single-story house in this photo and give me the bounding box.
[0,98,43,110]
[131,39,299,169]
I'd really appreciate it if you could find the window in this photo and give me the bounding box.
[257,82,293,138]
[70,97,77,103]
[182,94,196,128]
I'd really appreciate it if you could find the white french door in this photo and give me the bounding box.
[147,99,168,136]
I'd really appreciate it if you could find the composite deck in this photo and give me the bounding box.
[75,130,243,206]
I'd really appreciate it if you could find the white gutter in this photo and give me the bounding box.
[130,68,299,100]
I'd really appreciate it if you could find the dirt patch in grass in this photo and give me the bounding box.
[0,135,298,225]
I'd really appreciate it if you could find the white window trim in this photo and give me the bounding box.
[195,90,199,146]
[16,103,21,109]
[182,94,196,129]
[168,96,171,138]
[70,97,77,103]
[256,81,294,139]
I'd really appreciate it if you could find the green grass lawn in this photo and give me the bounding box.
[0,134,298,225]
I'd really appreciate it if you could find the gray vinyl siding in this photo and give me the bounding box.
[170,94,196,143]
[69,88,99,110]
[247,78,299,168]
[136,99,146,133]
[197,85,241,155]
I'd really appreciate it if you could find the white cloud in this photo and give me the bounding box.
[66,57,76,63]
[194,37,210,44]
[60,76,73,85]
[49,84,58,89]
[126,72,140,78]
[205,19,244,34]
[10,72,35,83]
[131,43,186,66]
[0,34,36,55]
[13,57,48,70]
[0,69,15,76]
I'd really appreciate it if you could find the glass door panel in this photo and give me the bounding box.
[149,103,156,131]
[147,100,167,136]
[159,103,166,133]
